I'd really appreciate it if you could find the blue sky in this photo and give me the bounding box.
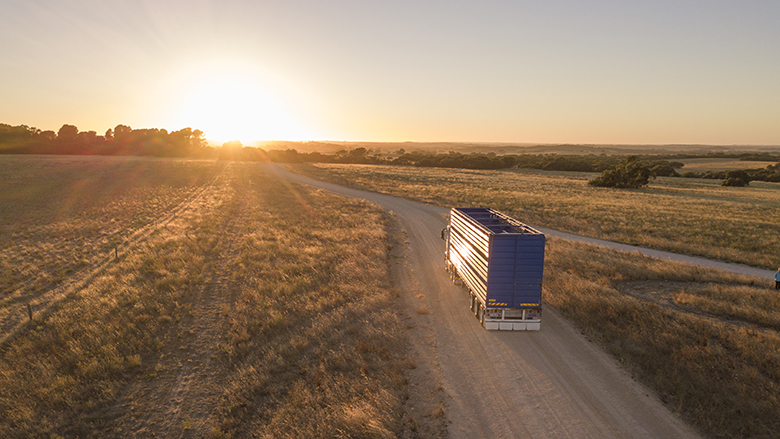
[1,0,779,145]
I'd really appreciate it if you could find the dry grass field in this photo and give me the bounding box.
[677,158,777,173]
[0,156,222,340]
[5,156,780,438]
[293,162,780,438]
[0,156,420,438]
[545,238,780,438]
[295,163,780,268]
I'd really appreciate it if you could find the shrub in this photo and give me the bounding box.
[650,163,679,177]
[722,177,748,187]
[721,170,750,187]
[588,156,655,188]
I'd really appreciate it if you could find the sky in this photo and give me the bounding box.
[1,0,779,145]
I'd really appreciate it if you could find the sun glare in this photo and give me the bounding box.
[166,62,310,144]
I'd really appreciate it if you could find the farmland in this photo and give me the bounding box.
[295,163,780,268]
[676,158,777,173]
[0,156,430,438]
[286,162,780,438]
[4,155,780,438]
[543,237,780,438]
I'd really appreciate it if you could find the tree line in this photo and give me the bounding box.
[3,122,779,186]
[0,123,213,158]
[270,147,780,186]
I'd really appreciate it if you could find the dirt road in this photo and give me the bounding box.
[269,165,705,439]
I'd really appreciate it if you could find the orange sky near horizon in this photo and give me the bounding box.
[1,1,779,146]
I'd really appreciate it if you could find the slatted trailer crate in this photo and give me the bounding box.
[444,207,545,330]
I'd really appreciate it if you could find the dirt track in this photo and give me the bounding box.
[269,165,703,439]
[111,172,239,438]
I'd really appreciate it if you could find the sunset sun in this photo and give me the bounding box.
[167,64,309,144]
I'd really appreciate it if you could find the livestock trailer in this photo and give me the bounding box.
[444,207,545,330]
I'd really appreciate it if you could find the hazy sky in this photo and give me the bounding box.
[2,0,779,145]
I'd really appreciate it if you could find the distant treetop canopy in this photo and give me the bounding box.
[0,123,211,158]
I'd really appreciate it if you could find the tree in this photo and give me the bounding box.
[721,170,749,187]
[57,124,78,141]
[0,124,37,144]
[588,156,655,188]
[650,162,679,177]
[38,130,56,142]
[113,124,132,143]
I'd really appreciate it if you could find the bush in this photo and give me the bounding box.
[721,170,750,187]
[722,177,748,187]
[588,156,655,188]
[650,163,679,177]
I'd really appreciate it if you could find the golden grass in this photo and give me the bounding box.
[0,157,410,438]
[213,165,407,438]
[294,163,780,268]
[0,157,225,436]
[545,238,780,438]
[678,159,777,172]
[291,162,780,437]
[0,207,213,436]
[673,284,780,330]
[0,156,222,320]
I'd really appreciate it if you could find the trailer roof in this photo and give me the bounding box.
[453,207,543,236]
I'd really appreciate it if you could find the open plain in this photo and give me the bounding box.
[0,156,425,438]
[295,163,780,268]
[284,163,780,439]
[2,155,780,438]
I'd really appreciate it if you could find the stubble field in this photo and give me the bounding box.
[0,156,427,438]
[4,155,780,438]
[294,162,780,438]
[296,163,780,268]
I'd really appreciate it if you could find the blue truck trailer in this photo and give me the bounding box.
[444,207,545,330]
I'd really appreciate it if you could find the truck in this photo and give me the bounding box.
[443,207,545,330]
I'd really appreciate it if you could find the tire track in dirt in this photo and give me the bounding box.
[0,168,226,347]
[385,213,450,438]
[110,165,244,438]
